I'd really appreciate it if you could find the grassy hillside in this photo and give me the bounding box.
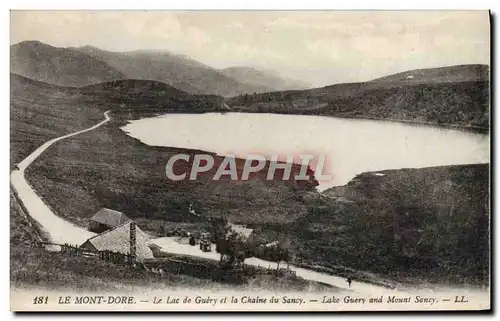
[10,41,125,87]
[75,45,270,96]
[290,164,490,285]
[80,79,225,113]
[10,74,104,165]
[227,65,490,131]
[371,64,489,84]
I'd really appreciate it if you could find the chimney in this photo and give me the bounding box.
[130,222,137,262]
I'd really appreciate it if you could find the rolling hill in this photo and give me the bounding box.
[303,164,489,285]
[80,79,224,113]
[227,64,490,130]
[10,73,104,164]
[219,66,309,91]
[371,64,489,84]
[10,41,125,87]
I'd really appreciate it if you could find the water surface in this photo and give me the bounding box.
[121,113,489,191]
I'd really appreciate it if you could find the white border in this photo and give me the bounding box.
[1,1,497,320]
[3,1,497,10]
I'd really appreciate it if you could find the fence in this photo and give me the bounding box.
[41,242,136,265]
[39,241,296,282]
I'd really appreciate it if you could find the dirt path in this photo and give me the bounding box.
[150,236,400,295]
[10,111,111,245]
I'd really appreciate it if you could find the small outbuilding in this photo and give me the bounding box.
[88,208,131,233]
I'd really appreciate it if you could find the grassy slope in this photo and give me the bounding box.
[290,164,490,285]
[226,65,490,130]
[10,74,104,165]
[16,77,315,229]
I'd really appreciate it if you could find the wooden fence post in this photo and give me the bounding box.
[130,222,137,266]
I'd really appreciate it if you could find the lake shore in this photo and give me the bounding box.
[120,111,489,191]
[113,107,489,135]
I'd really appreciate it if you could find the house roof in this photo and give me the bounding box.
[227,223,253,240]
[90,208,131,228]
[81,222,154,260]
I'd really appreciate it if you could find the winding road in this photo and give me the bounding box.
[10,109,400,294]
[150,237,397,295]
[10,111,111,245]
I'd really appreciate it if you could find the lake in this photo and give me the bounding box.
[121,113,489,191]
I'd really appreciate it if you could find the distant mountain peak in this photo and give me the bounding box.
[219,66,310,91]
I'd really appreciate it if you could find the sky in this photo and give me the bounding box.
[10,11,490,87]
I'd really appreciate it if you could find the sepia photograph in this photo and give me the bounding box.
[8,10,490,312]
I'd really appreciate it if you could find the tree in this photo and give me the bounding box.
[216,231,248,268]
[255,242,290,274]
[273,245,290,273]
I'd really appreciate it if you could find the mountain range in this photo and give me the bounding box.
[10,41,309,96]
[227,64,490,130]
[10,40,490,130]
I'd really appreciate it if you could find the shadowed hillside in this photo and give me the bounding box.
[82,79,190,96]
[288,164,489,285]
[81,79,225,113]
[9,74,225,165]
[10,74,104,165]
[10,41,125,87]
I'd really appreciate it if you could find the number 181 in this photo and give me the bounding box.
[33,296,48,304]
